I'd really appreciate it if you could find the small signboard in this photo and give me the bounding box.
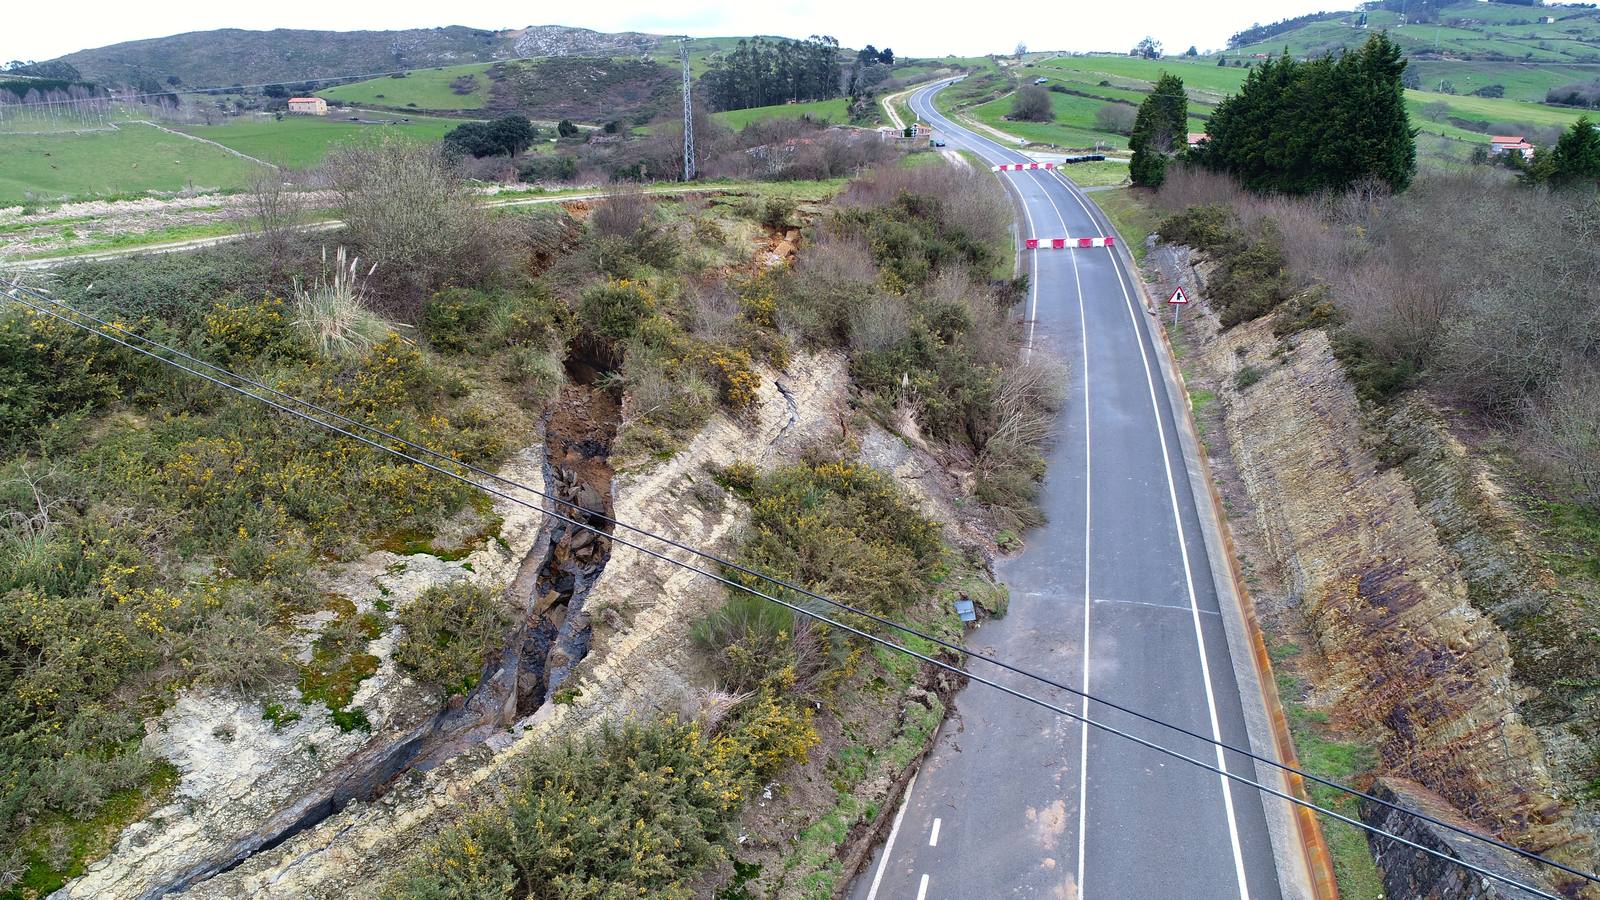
[1169,285,1190,305]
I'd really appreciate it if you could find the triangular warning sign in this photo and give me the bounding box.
[1168,285,1190,305]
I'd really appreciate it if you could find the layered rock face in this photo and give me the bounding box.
[1155,243,1596,898]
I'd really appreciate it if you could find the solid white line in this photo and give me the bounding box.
[928,817,942,847]
[1066,187,1094,900]
[865,772,917,900]
[1050,167,1252,899]
[916,873,931,900]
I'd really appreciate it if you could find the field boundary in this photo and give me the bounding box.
[133,120,275,168]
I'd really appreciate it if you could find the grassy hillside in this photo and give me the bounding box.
[0,122,267,204]
[172,112,462,168]
[318,63,496,110]
[930,52,1591,164]
[712,97,852,129]
[50,25,661,88]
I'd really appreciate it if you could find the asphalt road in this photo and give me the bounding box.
[849,81,1290,900]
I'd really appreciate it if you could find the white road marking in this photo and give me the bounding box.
[865,772,917,900]
[1093,596,1222,616]
[1065,185,1094,900]
[929,817,942,847]
[1050,167,1252,900]
[916,873,931,900]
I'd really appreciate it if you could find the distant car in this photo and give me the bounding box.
[930,137,947,147]
[1034,77,1049,84]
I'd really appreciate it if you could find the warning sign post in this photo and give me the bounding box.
[1168,285,1189,328]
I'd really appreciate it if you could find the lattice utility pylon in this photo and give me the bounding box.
[680,38,696,181]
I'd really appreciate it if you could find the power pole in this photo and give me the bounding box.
[680,37,696,182]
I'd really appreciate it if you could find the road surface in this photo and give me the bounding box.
[850,81,1305,900]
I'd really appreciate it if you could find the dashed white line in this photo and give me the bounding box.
[865,772,917,900]
[929,817,942,847]
[916,873,931,900]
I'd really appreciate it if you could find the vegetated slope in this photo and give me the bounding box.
[49,25,662,88]
[484,57,678,124]
[1226,1,1600,64]
[317,63,497,111]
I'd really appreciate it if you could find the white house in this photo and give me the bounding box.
[287,97,328,116]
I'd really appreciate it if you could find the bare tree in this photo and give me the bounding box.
[1094,103,1138,135]
[323,138,515,316]
[246,168,306,267]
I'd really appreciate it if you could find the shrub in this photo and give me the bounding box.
[420,288,494,353]
[1234,364,1266,390]
[728,461,942,617]
[324,139,515,314]
[1011,84,1053,122]
[578,280,655,343]
[692,593,802,693]
[202,295,293,363]
[394,582,513,696]
[385,716,814,899]
[1095,102,1138,135]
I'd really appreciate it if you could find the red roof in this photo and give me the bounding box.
[1187,132,1209,144]
[288,97,322,103]
[1489,135,1526,144]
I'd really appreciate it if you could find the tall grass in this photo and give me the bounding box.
[291,246,388,359]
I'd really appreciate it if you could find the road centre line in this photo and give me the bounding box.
[1049,166,1252,899]
[929,817,942,847]
[916,873,930,900]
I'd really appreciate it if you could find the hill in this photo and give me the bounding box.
[49,25,662,88]
[1222,1,1600,102]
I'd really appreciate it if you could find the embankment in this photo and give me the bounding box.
[1152,242,1597,898]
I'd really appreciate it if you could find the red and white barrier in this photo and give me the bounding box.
[993,162,1055,171]
[1024,236,1115,249]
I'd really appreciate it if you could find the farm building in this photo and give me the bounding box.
[287,97,328,115]
[1489,134,1534,160]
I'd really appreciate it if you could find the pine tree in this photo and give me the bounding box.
[1202,34,1415,194]
[1550,115,1600,184]
[1129,73,1188,188]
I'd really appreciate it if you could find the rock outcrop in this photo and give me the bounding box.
[1153,242,1596,897]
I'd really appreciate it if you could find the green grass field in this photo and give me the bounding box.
[711,97,853,129]
[0,122,268,204]
[174,112,463,169]
[318,63,496,110]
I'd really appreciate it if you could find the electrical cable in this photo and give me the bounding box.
[0,285,1574,899]
[8,277,1595,889]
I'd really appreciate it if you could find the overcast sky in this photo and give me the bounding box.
[7,0,1338,69]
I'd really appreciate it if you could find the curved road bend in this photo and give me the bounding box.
[849,81,1292,899]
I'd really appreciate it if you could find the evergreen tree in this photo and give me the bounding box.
[1550,115,1600,184]
[1129,73,1187,188]
[1202,34,1414,194]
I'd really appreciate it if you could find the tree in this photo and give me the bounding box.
[1015,42,1028,57]
[1219,55,1229,66]
[1202,34,1415,194]
[1094,103,1138,135]
[1133,37,1162,59]
[1185,46,1199,57]
[1549,115,1600,184]
[557,119,579,138]
[1010,85,1053,122]
[878,48,895,65]
[443,115,538,158]
[1129,72,1187,187]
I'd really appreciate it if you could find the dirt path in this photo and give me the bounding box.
[133,120,275,168]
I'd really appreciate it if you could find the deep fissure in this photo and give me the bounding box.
[140,352,619,899]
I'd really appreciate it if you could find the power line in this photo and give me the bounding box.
[3,286,1574,900]
[10,278,1595,891]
